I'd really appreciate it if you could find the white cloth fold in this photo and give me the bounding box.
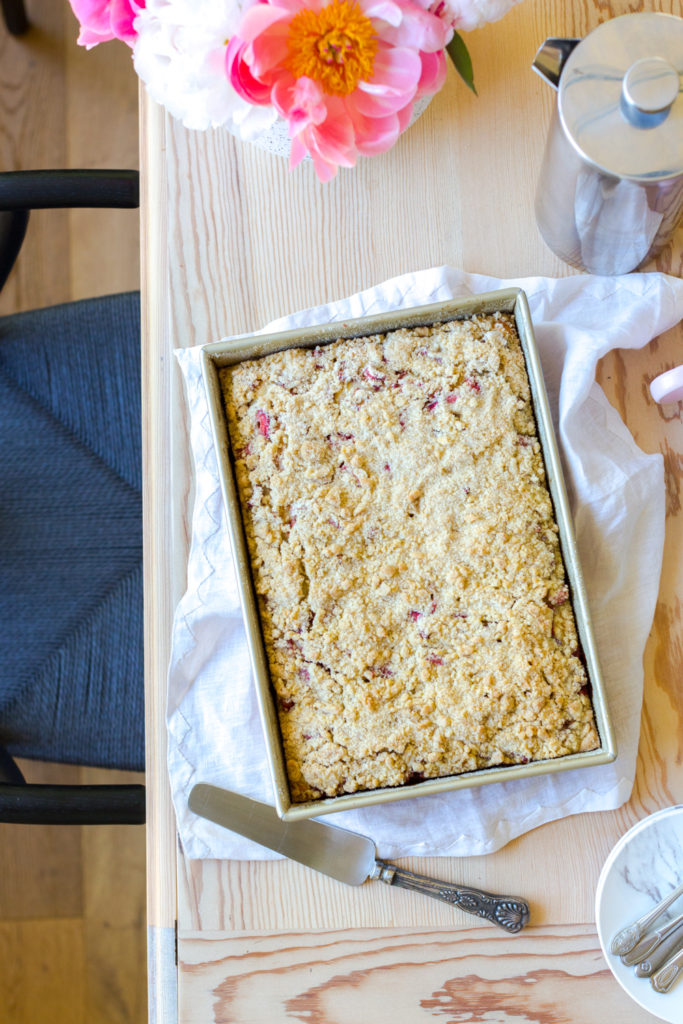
[169,267,683,861]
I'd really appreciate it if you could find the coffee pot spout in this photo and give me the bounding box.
[532,38,581,90]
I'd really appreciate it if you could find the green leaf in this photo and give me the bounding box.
[446,31,477,96]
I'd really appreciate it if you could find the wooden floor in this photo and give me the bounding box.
[0,3,145,1022]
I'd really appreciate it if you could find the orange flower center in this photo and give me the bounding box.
[286,1,378,96]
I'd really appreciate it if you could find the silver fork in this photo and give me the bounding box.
[634,917,683,977]
[651,944,683,994]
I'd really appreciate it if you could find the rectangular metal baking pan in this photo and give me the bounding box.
[200,288,617,821]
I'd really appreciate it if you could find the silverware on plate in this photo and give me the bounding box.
[621,911,683,967]
[633,916,683,978]
[610,883,683,955]
[651,945,683,994]
[188,783,530,933]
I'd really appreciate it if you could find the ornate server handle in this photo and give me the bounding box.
[371,860,530,933]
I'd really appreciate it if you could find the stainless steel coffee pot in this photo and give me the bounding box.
[533,13,683,275]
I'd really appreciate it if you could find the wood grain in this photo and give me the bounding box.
[0,919,85,1023]
[177,926,650,1024]
[0,762,83,921]
[65,20,140,301]
[81,767,148,1024]
[0,0,69,314]
[140,0,683,1021]
[0,0,139,314]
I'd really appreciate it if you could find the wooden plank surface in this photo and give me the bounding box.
[177,926,650,1024]
[139,0,683,1020]
[140,87,181,1024]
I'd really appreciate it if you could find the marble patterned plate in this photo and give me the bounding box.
[595,806,683,1022]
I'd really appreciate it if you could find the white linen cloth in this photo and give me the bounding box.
[169,267,683,861]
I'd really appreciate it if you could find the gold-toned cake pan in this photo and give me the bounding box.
[200,288,617,821]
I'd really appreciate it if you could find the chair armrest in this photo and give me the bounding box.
[0,170,139,211]
[0,783,146,824]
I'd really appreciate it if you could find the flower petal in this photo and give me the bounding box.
[309,149,340,182]
[358,0,403,26]
[353,46,420,114]
[273,75,327,128]
[396,101,414,133]
[416,49,447,96]
[69,0,143,48]
[438,0,523,33]
[306,118,357,181]
[234,3,290,44]
[249,23,292,79]
[362,45,422,95]
[226,37,272,105]
[379,7,452,52]
[348,107,402,155]
[110,0,144,44]
[289,134,309,170]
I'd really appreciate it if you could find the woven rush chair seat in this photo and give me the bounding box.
[0,292,144,772]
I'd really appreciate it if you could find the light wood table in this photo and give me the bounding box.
[140,1,683,1020]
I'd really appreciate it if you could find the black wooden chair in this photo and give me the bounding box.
[0,169,145,825]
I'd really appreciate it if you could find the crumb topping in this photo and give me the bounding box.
[221,313,600,802]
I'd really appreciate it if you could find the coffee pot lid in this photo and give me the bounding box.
[559,12,683,181]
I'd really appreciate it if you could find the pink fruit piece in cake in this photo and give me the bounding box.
[363,368,385,389]
[255,409,270,437]
[547,585,569,607]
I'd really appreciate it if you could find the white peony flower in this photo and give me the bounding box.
[430,0,523,33]
[132,0,277,138]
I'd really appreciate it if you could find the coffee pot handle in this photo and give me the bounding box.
[532,38,581,89]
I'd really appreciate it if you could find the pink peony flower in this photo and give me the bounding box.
[69,0,145,49]
[226,0,452,181]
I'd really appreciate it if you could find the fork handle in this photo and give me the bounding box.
[635,921,683,977]
[611,883,683,955]
[623,912,683,966]
[651,947,683,993]
[372,860,530,933]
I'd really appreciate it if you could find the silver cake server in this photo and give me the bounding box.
[188,783,530,933]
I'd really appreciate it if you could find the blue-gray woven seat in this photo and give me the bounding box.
[0,291,143,771]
